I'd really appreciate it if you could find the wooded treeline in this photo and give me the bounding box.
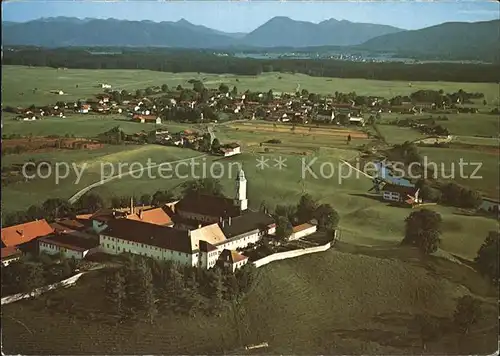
[4,47,499,83]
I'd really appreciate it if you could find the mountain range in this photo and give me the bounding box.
[2,16,499,62]
[2,16,402,48]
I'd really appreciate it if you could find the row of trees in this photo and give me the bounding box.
[4,47,499,83]
[104,255,258,323]
[417,180,482,209]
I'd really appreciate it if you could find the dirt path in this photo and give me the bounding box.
[68,154,207,204]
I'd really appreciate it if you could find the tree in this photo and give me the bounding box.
[301,89,309,96]
[199,133,212,152]
[193,81,205,93]
[22,263,45,295]
[182,178,224,197]
[275,216,293,242]
[314,204,340,231]
[151,190,174,207]
[133,258,157,323]
[414,314,441,351]
[77,193,104,213]
[296,194,318,223]
[105,269,127,317]
[403,209,442,254]
[474,231,499,285]
[180,272,203,316]
[161,84,169,93]
[235,263,258,295]
[145,87,154,96]
[219,83,229,94]
[211,138,221,153]
[42,198,74,221]
[454,296,482,334]
[231,86,238,96]
[209,268,226,313]
[274,204,297,223]
[135,89,144,98]
[139,194,151,206]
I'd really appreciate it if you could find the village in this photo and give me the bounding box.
[5,80,488,133]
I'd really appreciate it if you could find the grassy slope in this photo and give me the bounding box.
[1,247,498,355]
[1,113,192,138]
[2,145,200,212]
[3,65,500,107]
[418,147,500,198]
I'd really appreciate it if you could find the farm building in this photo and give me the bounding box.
[132,115,162,124]
[290,223,317,240]
[38,234,100,260]
[1,246,22,266]
[79,104,90,114]
[381,184,421,205]
[99,83,112,89]
[349,116,365,126]
[479,197,500,216]
[220,143,241,157]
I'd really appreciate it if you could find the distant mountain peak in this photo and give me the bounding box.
[176,18,192,25]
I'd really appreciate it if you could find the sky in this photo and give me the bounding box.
[2,1,499,33]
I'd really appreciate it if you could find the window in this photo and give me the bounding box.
[117,247,120,251]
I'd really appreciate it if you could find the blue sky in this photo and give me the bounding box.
[2,1,499,32]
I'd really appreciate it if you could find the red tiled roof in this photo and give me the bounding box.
[133,115,158,121]
[126,207,173,226]
[1,246,22,260]
[220,249,248,264]
[1,220,54,247]
[51,219,86,233]
[292,223,315,233]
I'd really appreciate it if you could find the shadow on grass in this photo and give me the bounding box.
[333,327,417,349]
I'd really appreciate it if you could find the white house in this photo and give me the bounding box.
[479,197,500,216]
[1,246,22,266]
[220,143,241,157]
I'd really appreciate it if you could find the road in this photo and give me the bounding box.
[68,154,207,204]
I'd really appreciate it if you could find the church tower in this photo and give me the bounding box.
[235,169,248,211]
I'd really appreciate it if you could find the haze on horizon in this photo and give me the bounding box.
[2,0,499,33]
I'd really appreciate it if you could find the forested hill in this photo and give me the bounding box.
[359,20,500,63]
[3,47,499,83]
